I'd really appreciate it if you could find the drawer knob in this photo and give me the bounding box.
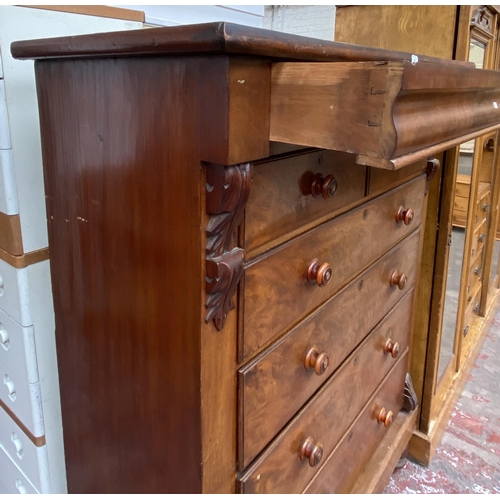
[307,259,332,287]
[474,266,481,276]
[304,346,330,375]
[396,207,414,226]
[478,233,486,243]
[3,374,16,402]
[15,479,27,495]
[0,274,3,297]
[300,437,324,467]
[390,271,407,290]
[0,324,10,351]
[383,339,401,358]
[473,302,480,314]
[482,203,489,212]
[11,433,24,459]
[311,173,337,200]
[377,407,394,427]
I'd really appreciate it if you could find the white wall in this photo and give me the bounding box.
[263,5,336,41]
[113,5,264,27]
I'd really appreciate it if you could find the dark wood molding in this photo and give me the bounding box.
[205,162,252,330]
[402,373,418,412]
[10,22,473,67]
[0,247,49,268]
[425,158,441,194]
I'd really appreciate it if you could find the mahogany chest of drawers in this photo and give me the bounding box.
[11,22,500,493]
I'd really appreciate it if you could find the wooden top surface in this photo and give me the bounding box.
[10,21,474,66]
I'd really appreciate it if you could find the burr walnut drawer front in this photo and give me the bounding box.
[238,232,419,469]
[303,353,408,494]
[242,174,426,361]
[237,292,413,494]
[245,150,367,257]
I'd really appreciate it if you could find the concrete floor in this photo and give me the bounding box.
[385,304,500,493]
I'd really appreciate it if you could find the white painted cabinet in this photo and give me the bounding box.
[0,6,144,493]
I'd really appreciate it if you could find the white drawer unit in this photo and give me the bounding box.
[0,149,19,215]
[0,310,38,384]
[0,445,39,494]
[0,405,50,493]
[0,260,31,327]
[0,79,11,150]
[0,356,44,437]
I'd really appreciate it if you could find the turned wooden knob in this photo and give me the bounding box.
[311,173,337,200]
[304,346,330,375]
[300,437,324,467]
[307,259,332,287]
[377,407,394,427]
[390,271,407,290]
[396,207,414,226]
[383,339,401,358]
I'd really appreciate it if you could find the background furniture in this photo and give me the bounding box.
[335,4,500,466]
[11,21,500,493]
[0,6,143,493]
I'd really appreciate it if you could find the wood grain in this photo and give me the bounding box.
[303,355,409,494]
[245,150,366,256]
[0,212,23,256]
[335,6,457,60]
[270,60,500,168]
[238,234,419,468]
[36,56,206,494]
[24,5,145,22]
[11,21,473,66]
[237,301,413,493]
[242,175,426,361]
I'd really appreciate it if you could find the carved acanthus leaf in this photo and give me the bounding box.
[206,162,252,257]
[205,162,253,330]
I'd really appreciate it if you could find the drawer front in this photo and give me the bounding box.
[242,175,425,360]
[468,248,483,299]
[463,285,482,338]
[470,220,487,260]
[0,357,44,437]
[0,446,39,494]
[303,354,408,494]
[245,150,367,256]
[237,298,413,494]
[0,260,31,327]
[476,192,490,228]
[0,149,19,216]
[238,232,419,468]
[0,406,49,493]
[0,310,38,384]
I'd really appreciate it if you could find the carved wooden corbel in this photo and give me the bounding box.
[205,162,253,330]
[402,373,418,412]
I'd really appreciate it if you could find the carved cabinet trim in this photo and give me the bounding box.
[205,162,253,330]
